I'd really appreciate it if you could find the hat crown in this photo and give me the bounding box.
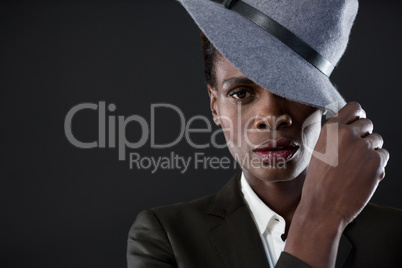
[177,0,357,112]
[243,0,359,66]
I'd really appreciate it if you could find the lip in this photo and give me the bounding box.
[254,138,299,164]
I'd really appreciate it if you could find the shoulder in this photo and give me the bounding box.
[346,202,402,241]
[134,192,223,234]
[342,202,402,266]
[137,170,243,229]
[151,193,216,220]
[352,202,402,228]
[347,202,402,241]
[127,194,218,267]
[129,191,219,231]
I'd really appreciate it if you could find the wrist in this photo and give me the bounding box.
[293,200,348,232]
[284,202,347,268]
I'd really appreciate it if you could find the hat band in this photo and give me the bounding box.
[212,0,335,77]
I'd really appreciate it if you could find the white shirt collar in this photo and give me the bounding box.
[240,172,286,235]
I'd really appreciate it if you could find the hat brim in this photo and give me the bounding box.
[178,0,346,114]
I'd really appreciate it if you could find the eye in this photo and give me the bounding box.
[228,88,253,100]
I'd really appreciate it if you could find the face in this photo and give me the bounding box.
[208,55,323,184]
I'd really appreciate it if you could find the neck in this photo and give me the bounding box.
[243,169,306,233]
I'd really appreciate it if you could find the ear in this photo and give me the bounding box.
[207,84,220,126]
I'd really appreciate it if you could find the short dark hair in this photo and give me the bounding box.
[200,32,221,88]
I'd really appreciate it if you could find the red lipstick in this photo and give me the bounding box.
[254,137,299,164]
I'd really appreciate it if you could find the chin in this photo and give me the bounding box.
[247,166,297,182]
[245,162,303,183]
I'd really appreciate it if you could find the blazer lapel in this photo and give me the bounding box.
[207,171,270,268]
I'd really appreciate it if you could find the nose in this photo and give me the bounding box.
[253,93,292,130]
[254,114,292,129]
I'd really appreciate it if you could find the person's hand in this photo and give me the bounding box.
[300,101,389,226]
[284,102,389,268]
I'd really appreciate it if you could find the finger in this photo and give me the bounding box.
[350,118,374,137]
[364,133,384,149]
[375,148,389,181]
[379,169,386,181]
[375,148,390,168]
[334,102,366,125]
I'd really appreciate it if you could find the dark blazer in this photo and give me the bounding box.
[127,172,402,267]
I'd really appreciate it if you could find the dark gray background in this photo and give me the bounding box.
[1,0,401,267]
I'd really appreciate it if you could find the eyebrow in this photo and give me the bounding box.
[222,76,256,88]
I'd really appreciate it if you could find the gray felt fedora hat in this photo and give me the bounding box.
[177,0,359,114]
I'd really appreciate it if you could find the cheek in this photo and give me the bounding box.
[219,116,239,148]
[216,103,239,145]
[218,108,250,157]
